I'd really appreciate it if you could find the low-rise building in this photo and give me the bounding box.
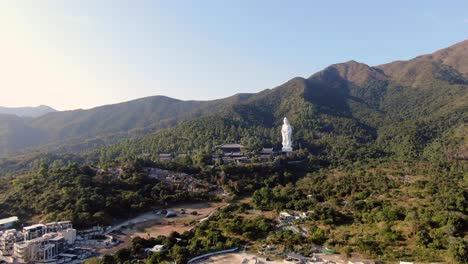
[258,148,275,161]
[0,229,22,256]
[59,228,77,245]
[148,245,164,253]
[0,217,18,230]
[45,221,73,234]
[216,143,245,154]
[14,235,59,263]
[0,220,76,263]
[279,212,293,221]
[158,154,173,161]
[23,224,47,241]
[13,231,73,263]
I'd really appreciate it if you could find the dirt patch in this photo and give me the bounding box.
[200,252,295,264]
[237,210,277,220]
[96,202,225,255]
[201,252,370,264]
[125,202,225,238]
[315,253,347,264]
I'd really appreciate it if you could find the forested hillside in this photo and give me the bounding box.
[0,94,253,157]
[95,41,468,164]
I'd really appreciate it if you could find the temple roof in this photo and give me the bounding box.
[216,143,245,148]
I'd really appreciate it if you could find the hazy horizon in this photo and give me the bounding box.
[1,0,467,111]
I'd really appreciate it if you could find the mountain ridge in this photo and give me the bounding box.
[99,39,466,162]
[0,105,57,118]
[0,39,466,159]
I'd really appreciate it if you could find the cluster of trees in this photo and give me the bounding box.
[250,161,467,262]
[214,204,273,241]
[94,112,383,168]
[0,158,210,228]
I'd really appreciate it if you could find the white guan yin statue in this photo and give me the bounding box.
[281,117,293,152]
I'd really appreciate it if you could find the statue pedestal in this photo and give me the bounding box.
[282,147,293,152]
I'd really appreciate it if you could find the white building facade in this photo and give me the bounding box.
[0,221,76,263]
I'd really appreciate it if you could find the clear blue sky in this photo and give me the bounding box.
[1,0,467,110]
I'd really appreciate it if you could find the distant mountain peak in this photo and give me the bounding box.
[422,39,468,76]
[0,105,57,118]
[376,39,468,87]
[310,60,387,88]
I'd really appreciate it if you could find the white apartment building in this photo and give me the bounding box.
[0,229,22,256]
[45,221,73,233]
[13,235,60,263]
[23,224,47,241]
[0,217,18,230]
[0,221,77,263]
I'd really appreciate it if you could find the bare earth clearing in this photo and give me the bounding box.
[198,252,293,264]
[199,252,362,264]
[129,202,225,237]
[99,202,225,254]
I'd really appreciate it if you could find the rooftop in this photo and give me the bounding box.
[58,253,78,258]
[24,224,46,230]
[217,143,245,148]
[260,148,274,154]
[0,216,18,225]
[150,245,165,252]
[50,235,65,241]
